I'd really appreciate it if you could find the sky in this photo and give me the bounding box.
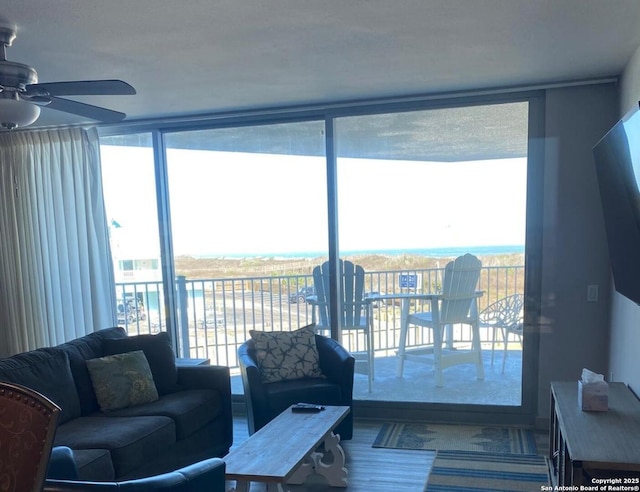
[100,145,527,258]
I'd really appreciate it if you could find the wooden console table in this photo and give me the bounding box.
[549,381,640,485]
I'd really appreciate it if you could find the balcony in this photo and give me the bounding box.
[116,263,524,406]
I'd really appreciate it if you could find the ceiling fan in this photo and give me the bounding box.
[0,25,136,130]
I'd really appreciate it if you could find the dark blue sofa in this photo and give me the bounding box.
[0,327,233,481]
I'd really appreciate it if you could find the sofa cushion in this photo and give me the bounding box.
[0,348,81,424]
[103,332,179,395]
[249,325,324,383]
[86,351,159,412]
[71,449,115,481]
[54,415,176,477]
[56,327,128,415]
[101,389,222,440]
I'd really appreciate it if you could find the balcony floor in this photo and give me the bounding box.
[231,344,523,407]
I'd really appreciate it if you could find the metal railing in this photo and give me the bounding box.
[115,265,524,369]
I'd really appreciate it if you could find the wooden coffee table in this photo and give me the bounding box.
[225,405,350,492]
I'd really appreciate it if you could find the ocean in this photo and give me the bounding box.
[196,245,524,259]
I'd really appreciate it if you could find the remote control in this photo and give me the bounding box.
[291,403,324,413]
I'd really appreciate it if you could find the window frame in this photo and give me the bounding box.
[99,89,544,425]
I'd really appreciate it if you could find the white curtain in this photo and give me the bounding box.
[0,127,116,357]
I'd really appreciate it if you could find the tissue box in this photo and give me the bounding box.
[578,380,608,411]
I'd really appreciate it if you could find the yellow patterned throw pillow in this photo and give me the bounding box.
[250,324,324,383]
[86,350,159,411]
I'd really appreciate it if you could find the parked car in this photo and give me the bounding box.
[200,318,225,328]
[289,286,316,304]
[116,296,146,323]
[117,312,135,325]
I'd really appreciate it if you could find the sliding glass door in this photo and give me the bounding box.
[335,102,529,406]
[163,121,327,383]
[99,91,542,421]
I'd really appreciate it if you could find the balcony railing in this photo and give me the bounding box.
[115,265,524,369]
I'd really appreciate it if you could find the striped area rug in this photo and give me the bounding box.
[373,423,538,454]
[425,450,549,491]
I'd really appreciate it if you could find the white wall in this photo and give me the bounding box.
[609,44,640,395]
[536,83,619,422]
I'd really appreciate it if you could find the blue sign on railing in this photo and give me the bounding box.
[399,273,418,289]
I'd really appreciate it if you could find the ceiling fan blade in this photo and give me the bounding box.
[46,96,127,123]
[25,80,136,97]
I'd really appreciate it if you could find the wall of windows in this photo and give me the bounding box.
[99,91,543,424]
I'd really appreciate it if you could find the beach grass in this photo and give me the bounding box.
[175,252,525,279]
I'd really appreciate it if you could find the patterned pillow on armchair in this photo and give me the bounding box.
[249,324,324,383]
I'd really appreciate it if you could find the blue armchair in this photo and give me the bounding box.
[45,447,226,492]
[238,333,355,440]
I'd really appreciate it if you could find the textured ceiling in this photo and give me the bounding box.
[1,0,640,131]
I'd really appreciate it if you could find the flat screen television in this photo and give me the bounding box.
[593,102,640,305]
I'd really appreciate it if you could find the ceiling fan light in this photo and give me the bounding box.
[0,95,40,129]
